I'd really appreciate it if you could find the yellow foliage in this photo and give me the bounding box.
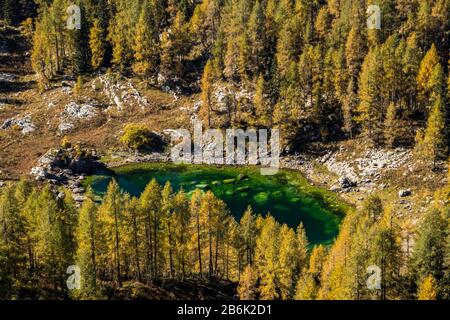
[418,275,438,300]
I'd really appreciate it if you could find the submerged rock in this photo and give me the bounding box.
[223,179,236,184]
[253,192,269,204]
[236,186,251,192]
[290,197,301,203]
[195,184,210,190]
[271,191,283,199]
[237,174,248,181]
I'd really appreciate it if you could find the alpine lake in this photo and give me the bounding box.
[86,163,350,246]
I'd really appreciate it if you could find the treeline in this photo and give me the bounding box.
[0,178,307,299]
[0,176,449,300]
[238,184,450,301]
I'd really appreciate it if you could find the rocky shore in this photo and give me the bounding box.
[28,143,433,210]
[30,146,108,204]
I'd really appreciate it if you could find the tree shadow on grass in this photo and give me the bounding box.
[0,79,36,94]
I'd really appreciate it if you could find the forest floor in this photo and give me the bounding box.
[0,25,448,231]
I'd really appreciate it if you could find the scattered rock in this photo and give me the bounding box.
[237,174,248,181]
[58,102,99,133]
[63,102,98,120]
[339,176,357,189]
[30,166,46,180]
[399,189,412,198]
[30,147,108,205]
[58,122,74,133]
[73,187,85,194]
[99,75,149,112]
[330,185,341,192]
[1,115,36,134]
[73,194,86,203]
[0,72,17,82]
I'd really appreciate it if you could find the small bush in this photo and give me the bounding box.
[121,124,162,151]
[61,136,71,149]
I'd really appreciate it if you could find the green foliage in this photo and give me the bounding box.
[27,0,449,160]
[132,1,158,79]
[412,208,447,292]
[120,124,156,152]
[89,19,106,71]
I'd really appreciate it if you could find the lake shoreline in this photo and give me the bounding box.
[87,160,349,245]
[100,149,356,206]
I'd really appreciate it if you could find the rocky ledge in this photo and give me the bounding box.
[30,145,108,204]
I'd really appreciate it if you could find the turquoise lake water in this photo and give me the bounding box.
[88,163,346,245]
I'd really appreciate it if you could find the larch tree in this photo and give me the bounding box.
[384,102,400,148]
[133,2,158,81]
[0,186,27,296]
[161,182,174,278]
[417,44,440,109]
[295,272,316,300]
[412,208,447,293]
[139,179,162,280]
[123,196,144,282]
[369,211,402,300]
[237,265,258,300]
[344,24,366,137]
[417,94,447,169]
[418,274,438,300]
[255,215,280,300]
[74,188,104,299]
[357,48,384,144]
[189,189,204,276]
[247,0,266,76]
[200,60,214,127]
[253,74,270,127]
[71,4,90,74]
[276,15,301,79]
[239,206,257,267]
[172,189,190,278]
[89,19,106,71]
[98,180,124,287]
[296,223,309,274]
[278,224,298,300]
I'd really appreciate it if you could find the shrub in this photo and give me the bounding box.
[61,136,71,149]
[120,124,161,151]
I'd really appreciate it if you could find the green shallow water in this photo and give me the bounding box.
[87,163,349,246]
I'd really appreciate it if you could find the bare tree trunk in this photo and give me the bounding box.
[168,221,174,278]
[113,205,122,287]
[153,211,158,279]
[197,211,203,277]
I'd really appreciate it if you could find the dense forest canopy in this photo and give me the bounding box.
[2,0,445,156]
[0,0,449,301]
[0,169,449,300]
